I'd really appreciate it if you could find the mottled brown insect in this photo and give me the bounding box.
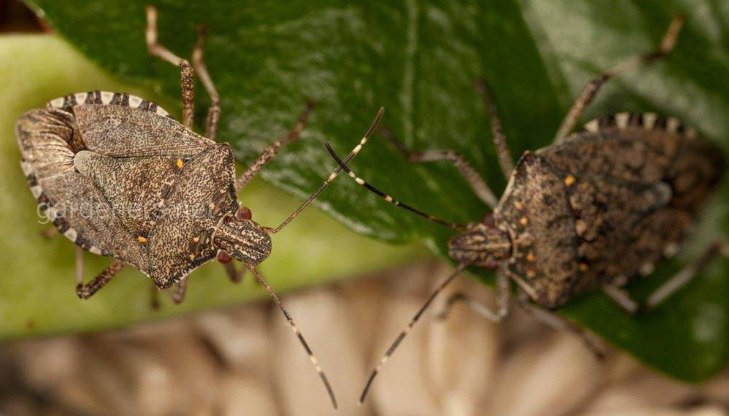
[14,6,384,409]
[327,16,728,403]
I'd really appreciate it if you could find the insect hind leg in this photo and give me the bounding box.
[40,227,58,239]
[171,279,188,304]
[76,256,125,300]
[601,241,728,314]
[515,292,607,360]
[602,283,640,314]
[552,15,684,144]
[644,240,729,310]
[145,6,195,129]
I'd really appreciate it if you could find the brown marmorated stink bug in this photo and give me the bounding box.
[14,6,385,409]
[326,16,728,403]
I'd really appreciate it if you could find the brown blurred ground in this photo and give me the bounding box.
[0,261,727,416]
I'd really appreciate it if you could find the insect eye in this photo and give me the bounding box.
[235,206,252,220]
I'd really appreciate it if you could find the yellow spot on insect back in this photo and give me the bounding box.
[526,252,536,262]
[176,159,184,169]
[564,175,576,187]
[137,236,148,244]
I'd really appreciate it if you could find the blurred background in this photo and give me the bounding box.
[1,1,728,415]
[2,261,728,415]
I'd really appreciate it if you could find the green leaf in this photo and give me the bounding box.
[21,0,729,381]
[0,36,425,338]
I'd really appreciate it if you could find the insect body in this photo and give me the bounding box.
[15,7,384,409]
[327,16,728,403]
[461,116,724,309]
[17,92,264,289]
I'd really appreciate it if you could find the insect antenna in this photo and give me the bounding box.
[358,263,468,404]
[246,265,338,409]
[269,107,385,234]
[324,143,466,230]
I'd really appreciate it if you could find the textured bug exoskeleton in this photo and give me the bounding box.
[14,6,386,409]
[327,16,728,402]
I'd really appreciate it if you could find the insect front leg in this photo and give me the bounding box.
[474,79,514,178]
[435,271,511,322]
[192,24,221,140]
[380,128,499,209]
[646,241,729,309]
[515,293,607,360]
[235,101,314,192]
[145,6,195,129]
[222,261,242,283]
[552,16,684,144]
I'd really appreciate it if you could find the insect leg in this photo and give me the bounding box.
[644,240,728,310]
[40,227,58,239]
[171,279,188,304]
[223,261,242,283]
[75,246,84,287]
[76,260,125,300]
[475,79,514,178]
[150,283,161,310]
[192,24,221,140]
[515,293,607,360]
[145,6,195,129]
[245,265,338,409]
[234,101,314,192]
[381,128,499,208]
[435,271,511,322]
[358,263,468,405]
[552,15,684,144]
[602,282,640,314]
